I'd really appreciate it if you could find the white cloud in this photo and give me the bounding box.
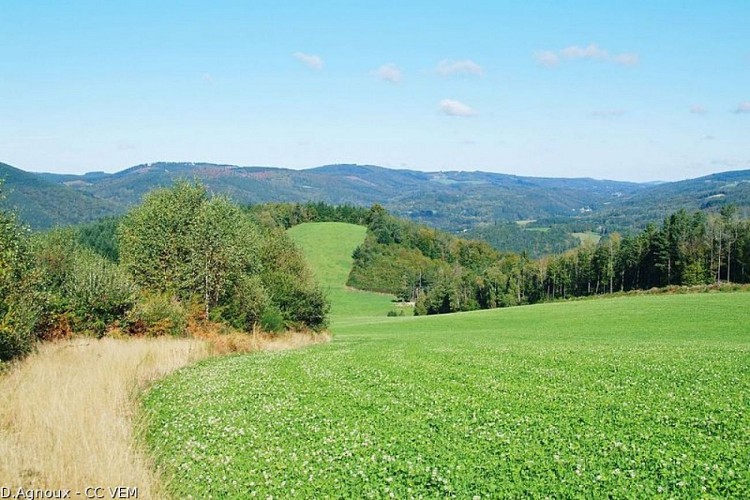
[690,104,707,114]
[374,63,402,83]
[536,44,639,68]
[202,73,213,83]
[294,52,324,70]
[534,50,560,67]
[439,99,477,117]
[734,101,750,114]
[560,43,608,60]
[436,59,484,76]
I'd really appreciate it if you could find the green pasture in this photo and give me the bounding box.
[144,223,750,498]
[287,222,403,326]
[573,231,602,245]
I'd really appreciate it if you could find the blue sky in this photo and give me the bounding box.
[1,0,748,181]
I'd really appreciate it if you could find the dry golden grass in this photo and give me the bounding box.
[0,330,328,496]
[191,322,331,355]
[0,337,208,497]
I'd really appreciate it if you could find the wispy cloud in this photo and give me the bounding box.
[440,99,477,117]
[589,109,626,118]
[294,52,324,70]
[535,44,639,67]
[436,59,483,77]
[202,73,213,83]
[560,44,608,60]
[534,50,559,67]
[689,104,707,114]
[734,101,750,114]
[373,63,402,83]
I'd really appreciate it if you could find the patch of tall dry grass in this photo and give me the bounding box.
[0,337,209,497]
[0,328,329,496]
[191,323,331,355]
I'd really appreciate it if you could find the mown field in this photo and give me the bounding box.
[288,222,401,326]
[143,223,750,498]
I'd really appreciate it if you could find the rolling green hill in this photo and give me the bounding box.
[144,222,750,498]
[287,222,401,326]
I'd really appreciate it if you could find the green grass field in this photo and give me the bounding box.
[143,223,750,498]
[288,222,402,327]
[572,231,602,245]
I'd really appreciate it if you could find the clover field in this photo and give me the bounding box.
[142,223,750,498]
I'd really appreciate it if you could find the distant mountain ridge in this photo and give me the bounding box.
[0,162,119,228]
[2,160,750,230]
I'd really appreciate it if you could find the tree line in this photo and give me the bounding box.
[1,182,328,363]
[539,206,749,299]
[346,205,750,315]
[222,200,750,314]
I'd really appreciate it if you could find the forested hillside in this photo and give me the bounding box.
[344,205,750,315]
[5,159,750,267]
[0,162,119,227]
[5,161,750,263]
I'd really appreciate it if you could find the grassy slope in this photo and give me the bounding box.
[572,230,601,245]
[287,222,399,327]
[144,223,750,498]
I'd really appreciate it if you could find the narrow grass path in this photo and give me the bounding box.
[288,222,400,327]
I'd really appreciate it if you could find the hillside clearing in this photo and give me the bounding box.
[573,230,602,245]
[288,222,400,326]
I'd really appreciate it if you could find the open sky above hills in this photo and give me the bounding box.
[1,1,749,181]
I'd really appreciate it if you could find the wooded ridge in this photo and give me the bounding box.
[3,161,750,236]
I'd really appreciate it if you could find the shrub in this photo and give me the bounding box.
[682,261,710,286]
[0,294,41,361]
[258,228,329,330]
[0,201,40,361]
[269,274,328,330]
[32,229,137,337]
[126,293,188,337]
[260,305,286,333]
[65,250,138,336]
[214,275,269,332]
